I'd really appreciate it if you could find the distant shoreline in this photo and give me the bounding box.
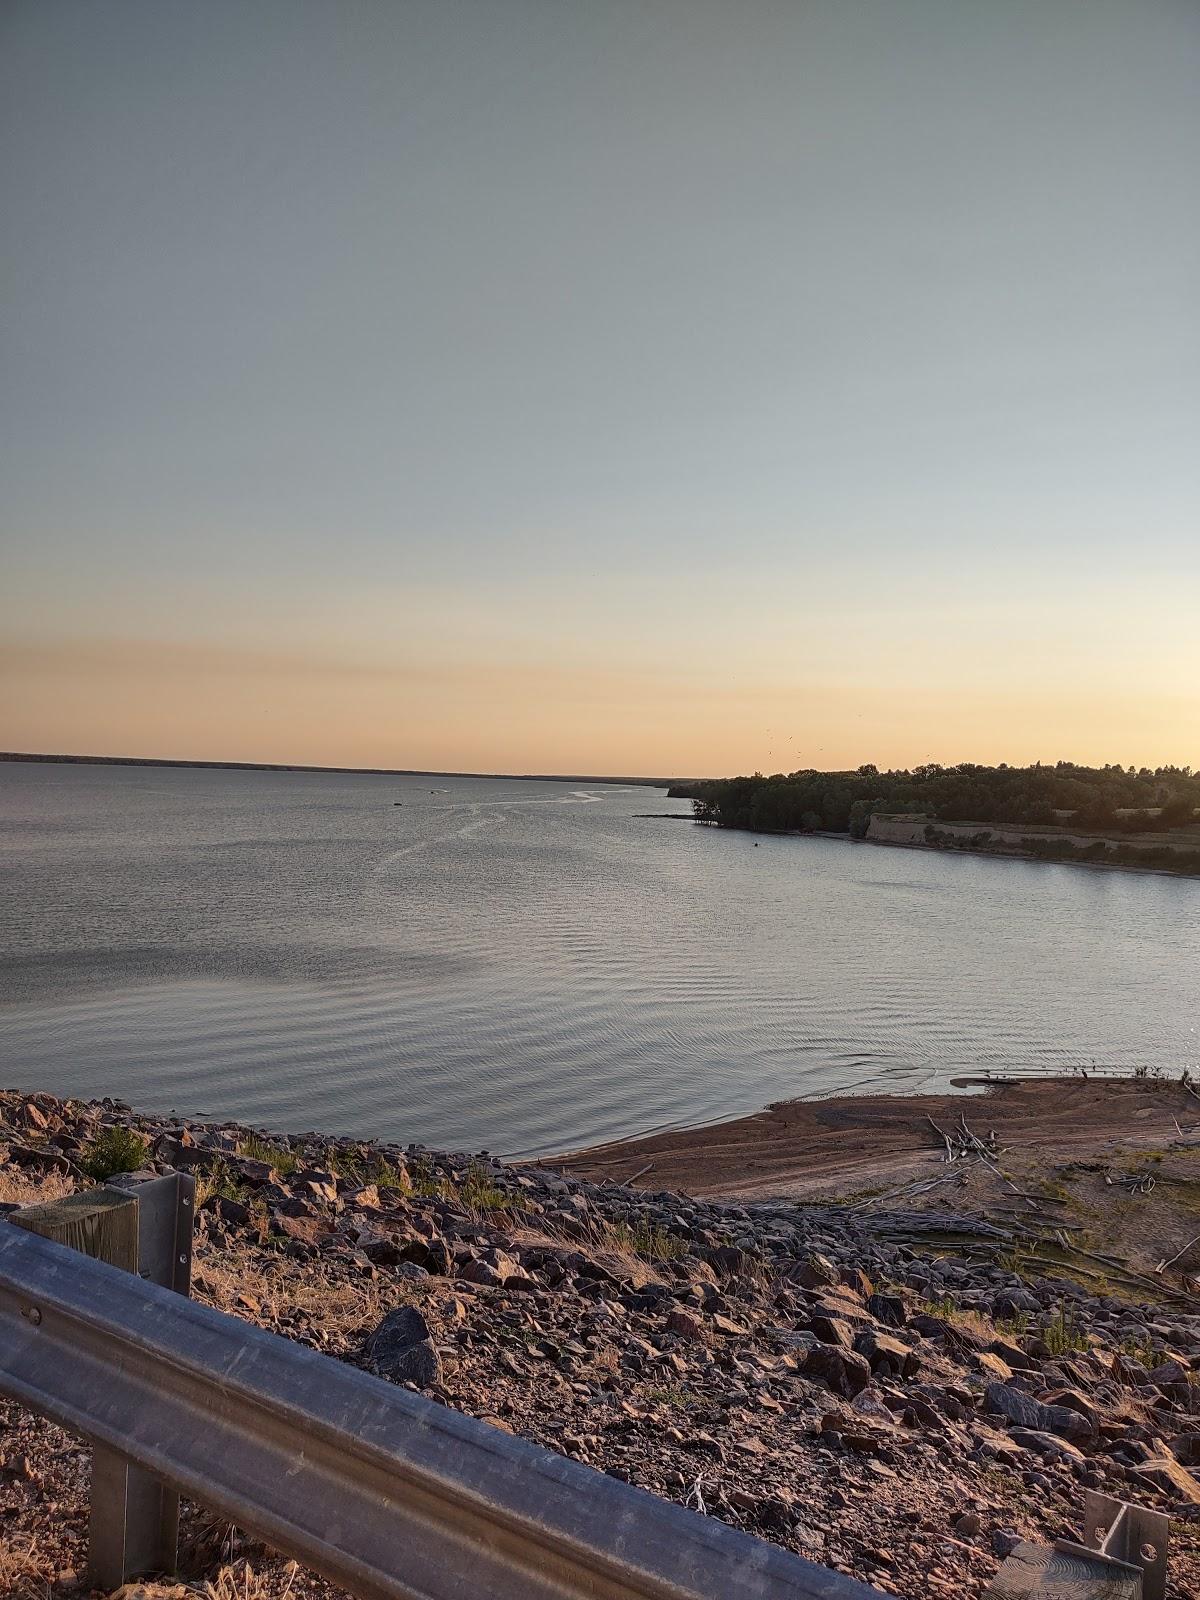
[0,751,689,788]
[651,812,1200,878]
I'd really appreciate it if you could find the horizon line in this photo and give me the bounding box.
[0,750,696,788]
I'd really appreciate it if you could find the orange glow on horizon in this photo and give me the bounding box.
[3,623,1196,779]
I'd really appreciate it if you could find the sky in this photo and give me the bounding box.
[2,1,1198,777]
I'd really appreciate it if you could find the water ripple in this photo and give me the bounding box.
[2,762,1197,1153]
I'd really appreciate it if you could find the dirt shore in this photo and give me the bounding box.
[557,1077,1200,1201]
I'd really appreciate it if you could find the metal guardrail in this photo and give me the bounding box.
[5,1171,197,1582]
[0,1220,888,1600]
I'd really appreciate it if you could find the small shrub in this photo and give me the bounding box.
[81,1124,149,1181]
[1117,1331,1159,1369]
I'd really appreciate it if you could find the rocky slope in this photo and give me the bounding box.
[2,1089,1199,1599]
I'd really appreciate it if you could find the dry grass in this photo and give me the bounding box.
[190,1250,393,1351]
[946,1305,1000,1343]
[508,1220,664,1289]
[0,1167,75,1207]
[204,1559,301,1600]
[180,1511,347,1600]
[0,1537,52,1600]
[591,1341,622,1376]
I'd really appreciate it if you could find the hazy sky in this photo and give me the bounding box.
[2,1,1197,775]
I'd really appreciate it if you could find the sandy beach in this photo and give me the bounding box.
[557,1075,1200,1201]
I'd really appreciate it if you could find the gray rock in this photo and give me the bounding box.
[854,1327,919,1378]
[809,1314,854,1348]
[986,1382,1097,1444]
[363,1306,442,1389]
[802,1344,872,1398]
[866,1292,906,1328]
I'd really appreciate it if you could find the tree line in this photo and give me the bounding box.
[667,761,1200,838]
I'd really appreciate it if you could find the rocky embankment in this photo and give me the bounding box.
[2,1089,1199,1600]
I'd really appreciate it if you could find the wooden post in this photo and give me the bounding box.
[984,1540,1142,1597]
[11,1188,138,1269]
[12,1173,194,1588]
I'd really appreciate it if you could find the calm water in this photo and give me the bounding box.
[1,761,1197,1155]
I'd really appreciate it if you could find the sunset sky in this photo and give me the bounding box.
[3,1,1198,777]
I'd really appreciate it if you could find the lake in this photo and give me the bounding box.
[1,761,1197,1155]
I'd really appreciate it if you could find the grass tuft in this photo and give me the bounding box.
[0,1537,51,1600]
[334,1147,409,1191]
[238,1134,300,1176]
[196,1159,250,1208]
[593,1216,689,1262]
[406,1155,522,1214]
[1041,1302,1088,1355]
[204,1558,300,1600]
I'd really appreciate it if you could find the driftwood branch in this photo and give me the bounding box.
[1156,1232,1200,1274]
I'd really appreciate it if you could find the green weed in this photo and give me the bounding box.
[995,1309,1030,1338]
[600,1217,689,1262]
[921,1293,958,1321]
[334,1148,408,1191]
[460,1162,513,1213]
[237,1134,300,1176]
[1117,1332,1160,1368]
[1041,1302,1088,1355]
[195,1159,249,1208]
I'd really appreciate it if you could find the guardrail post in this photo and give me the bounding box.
[1078,1490,1168,1600]
[985,1488,1169,1598]
[13,1169,195,1589]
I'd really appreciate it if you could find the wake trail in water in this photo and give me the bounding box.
[374,804,508,871]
